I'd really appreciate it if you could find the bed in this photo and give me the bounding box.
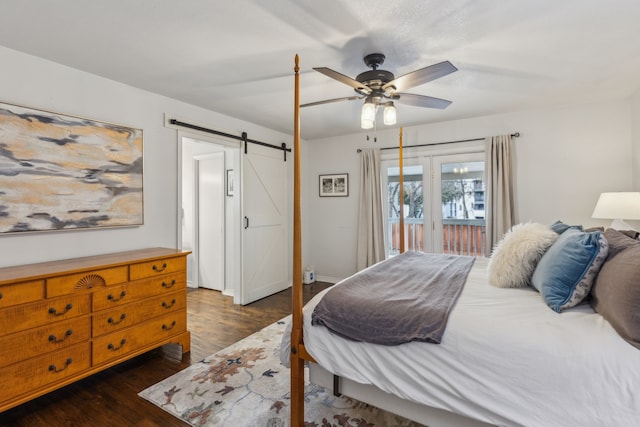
[288,55,640,427]
[297,255,640,426]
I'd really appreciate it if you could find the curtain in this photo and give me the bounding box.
[356,148,385,270]
[485,134,515,255]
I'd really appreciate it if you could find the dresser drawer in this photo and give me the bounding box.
[0,279,44,308]
[92,272,186,311]
[0,342,91,403]
[92,310,187,366]
[129,256,186,280]
[0,316,90,366]
[0,294,91,336]
[93,291,187,337]
[47,266,129,297]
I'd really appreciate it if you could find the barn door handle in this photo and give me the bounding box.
[244,216,249,229]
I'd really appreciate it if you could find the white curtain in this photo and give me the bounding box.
[356,148,385,270]
[485,134,516,255]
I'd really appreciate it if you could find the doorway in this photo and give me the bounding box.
[180,134,240,295]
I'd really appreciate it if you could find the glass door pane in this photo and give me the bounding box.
[386,164,425,256]
[433,155,486,256]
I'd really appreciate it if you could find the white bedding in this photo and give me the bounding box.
[301,257,640,427]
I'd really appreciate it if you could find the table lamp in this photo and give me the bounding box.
[591,192,640,229]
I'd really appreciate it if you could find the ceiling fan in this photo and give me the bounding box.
[302,53,457,129]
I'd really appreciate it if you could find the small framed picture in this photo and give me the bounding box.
[226,169,234,196]
[319,173,349,197]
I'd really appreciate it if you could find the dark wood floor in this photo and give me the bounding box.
[0,282,331,427]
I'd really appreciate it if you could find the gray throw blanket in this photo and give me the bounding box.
[311,251,475,345]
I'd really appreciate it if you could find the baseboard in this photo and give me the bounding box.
[315,275,341,284]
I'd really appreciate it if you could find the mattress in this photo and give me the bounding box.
[300,257,640,427]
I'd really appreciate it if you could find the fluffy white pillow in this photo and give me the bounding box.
[488,222,558,288]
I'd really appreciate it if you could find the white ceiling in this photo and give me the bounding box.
[1,0,640,140]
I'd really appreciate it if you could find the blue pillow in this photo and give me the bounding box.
[550,220,583,235]
[531,228,608,312]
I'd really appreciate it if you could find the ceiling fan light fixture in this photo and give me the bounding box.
[309,54,457,131]
[361,98,376,129]
[383,102,397,125]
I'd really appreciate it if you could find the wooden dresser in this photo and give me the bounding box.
[0,247,190,412]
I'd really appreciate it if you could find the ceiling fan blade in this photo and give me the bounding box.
[301,95,363,108]
[313,67,371,94]
[383,61,458,92]
[396,93,452,109]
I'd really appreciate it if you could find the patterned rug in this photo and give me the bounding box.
[139,316,425,426]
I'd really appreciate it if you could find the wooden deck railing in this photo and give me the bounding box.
[388,218,485,256]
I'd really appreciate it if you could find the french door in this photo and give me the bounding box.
[382,151,485,257]
[433,153,486,256]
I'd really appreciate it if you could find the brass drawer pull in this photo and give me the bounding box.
[107,313,127,325]
[161,279,176,289]
[49,358,72,373]
[162,320,177,331]
[48,329,73,343]
[152,262,168,273]
[107,291,126,302]
[107,338,127,351]
[48,303,73,316]
[162,299,176,309]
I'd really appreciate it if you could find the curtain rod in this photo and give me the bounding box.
[356,132,520,153]
[169,118,291,159]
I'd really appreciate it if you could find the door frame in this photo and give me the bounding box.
[380,141,485,256]
[177,131,240,294]
[380,156,433,254]
[431,151,486,254]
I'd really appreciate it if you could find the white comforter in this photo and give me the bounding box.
[300,257,640,427]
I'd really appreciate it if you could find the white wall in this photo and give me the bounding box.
[0,46,293,270]
[304,99,634,282]
[631,89,640,190]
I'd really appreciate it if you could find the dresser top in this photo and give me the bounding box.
[0,247,190,285]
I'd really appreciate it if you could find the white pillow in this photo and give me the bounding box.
[488,222,558,288]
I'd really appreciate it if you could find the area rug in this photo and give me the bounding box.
[139,316,425,426]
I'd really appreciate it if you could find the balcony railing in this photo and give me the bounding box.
[388,218,486,257]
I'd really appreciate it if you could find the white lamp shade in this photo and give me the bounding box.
[383,103,397,125]
[591,192,640,220]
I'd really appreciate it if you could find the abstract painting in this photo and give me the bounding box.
[0,102,143,234]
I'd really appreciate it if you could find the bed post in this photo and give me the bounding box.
[398,127,405,253]
[290,53,305,426]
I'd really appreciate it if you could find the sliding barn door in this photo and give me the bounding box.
[239,143,288,305]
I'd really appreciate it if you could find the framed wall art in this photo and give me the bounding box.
[0,101,144,234]
[319,173,349,197]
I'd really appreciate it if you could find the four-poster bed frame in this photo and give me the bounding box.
[289,54,431,426]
